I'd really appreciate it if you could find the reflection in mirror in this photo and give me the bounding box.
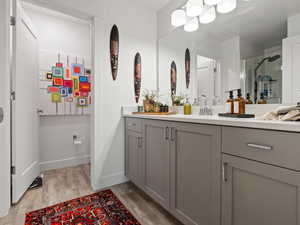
[240,36,284,104]
[158,0,300,105]
[195,55,220,105]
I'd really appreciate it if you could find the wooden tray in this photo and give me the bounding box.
[132,112,176,115]
[218,113,255,118]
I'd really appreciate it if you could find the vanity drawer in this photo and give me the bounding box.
[222,127,300,171]
[126,118,142,133]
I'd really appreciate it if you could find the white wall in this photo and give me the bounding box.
[282,14,300,104]
[220,36,241,101]
[0,0,11,217]
[39,116,90,171]
[288,14,300,37]
[92,7,157,189]
[23,3,91,171]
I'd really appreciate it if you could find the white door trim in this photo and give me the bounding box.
[0,0,12,217]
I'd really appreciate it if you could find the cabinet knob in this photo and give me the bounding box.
[0,107,3,123]
[138,137,143,147]
[171,128,175,141]
[165,127,169,140]
[222,162,228,182]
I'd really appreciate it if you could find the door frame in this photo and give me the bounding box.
[11,0,41,204]
[7,0,97,211]
[0,0,12,218]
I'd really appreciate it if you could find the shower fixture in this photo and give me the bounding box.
[254,55,281,103]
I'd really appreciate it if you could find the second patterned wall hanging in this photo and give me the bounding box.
[170,61,177,96]
[185,48,191,89]
[134,52,142,103]
[110,24,119,81]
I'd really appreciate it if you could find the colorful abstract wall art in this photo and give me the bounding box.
[170,61,177,96]
[134,52,142,103]
[185,48,191,89]
[110,25,119,81]
[44,54,92,115]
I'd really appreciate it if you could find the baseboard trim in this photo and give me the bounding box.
[40,155,90,171]
[92,171,129,191]
[0,207,9,218]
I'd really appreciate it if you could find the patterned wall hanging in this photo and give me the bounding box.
[134,52,142,103]
[185,48,191,89]
[44,54,92,115]
[110,24,119,81]
[170,61,177,96]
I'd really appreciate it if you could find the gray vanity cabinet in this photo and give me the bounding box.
[142,119,171,209]
[170,123,221,225]
[222,154,300,225]
[125,118,143,188]
[126,130,143,187]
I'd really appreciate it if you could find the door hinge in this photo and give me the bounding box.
[11,166,16,175]
[10,16,16,26]
[11,91,15,101]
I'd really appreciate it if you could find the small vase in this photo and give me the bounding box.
[143,100,154,112]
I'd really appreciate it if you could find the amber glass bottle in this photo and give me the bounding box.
[226,91,234,114]
[245,93,253,104]
[258,93,267,104]
[234,89,245,115]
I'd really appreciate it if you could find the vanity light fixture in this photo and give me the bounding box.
[204,0,222,6]
[217,0,237,14]
[199,6,216,24]
[171,0,238,32]
[186,0,204,17]
[171,9,187,27]
[184,17,199,32]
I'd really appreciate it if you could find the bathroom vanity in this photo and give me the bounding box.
[124,114,300,225]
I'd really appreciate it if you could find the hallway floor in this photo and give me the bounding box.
[0,165,181,225]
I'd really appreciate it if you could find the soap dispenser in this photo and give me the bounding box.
[234,89,245,115]
[184,98,192,115]
[226,91,234,114]
[258,93,267,104]
[245,93,253,104]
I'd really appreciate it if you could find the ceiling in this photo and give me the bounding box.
[160,0,300,58]
[132,0,171,11]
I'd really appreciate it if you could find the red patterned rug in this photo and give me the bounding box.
[25,189,141,225]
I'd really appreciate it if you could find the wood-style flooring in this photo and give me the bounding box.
[0,164,181,225]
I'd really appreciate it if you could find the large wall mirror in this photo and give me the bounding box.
[158,0,300,105]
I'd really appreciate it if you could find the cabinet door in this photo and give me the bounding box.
[126,130,142,187]
[143,119,170,209]
[170,123,221,225]
[222,154,300,225]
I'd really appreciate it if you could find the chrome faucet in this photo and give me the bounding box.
[199,95,213,115]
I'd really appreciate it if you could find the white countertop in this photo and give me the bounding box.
[123,113,300,133]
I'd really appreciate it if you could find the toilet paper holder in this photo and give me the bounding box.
[73,135,82,145]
